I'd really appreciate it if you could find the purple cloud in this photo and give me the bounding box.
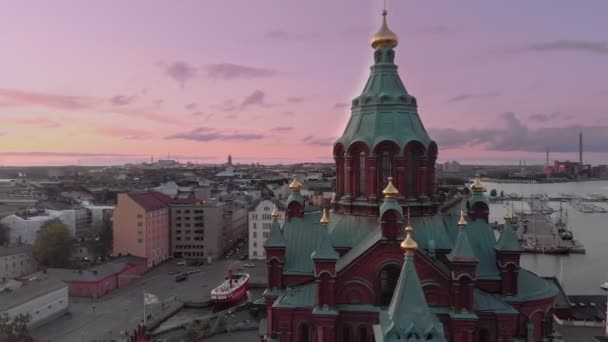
[241,90,267,108]
[287,97,306,103]
[162,61,197,88]
[301,136,337,146]
[109,95,136,106]
[202,63,277,80]
[0,88,98,110]
[270,126,294,133]
[165,127,265,142]
[185,103,197,110]
[521,40,608,55]
[447,92,500,103]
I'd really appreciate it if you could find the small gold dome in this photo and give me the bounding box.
[458,209,467,228]
[371,10,399,49]
[471,177,485,193]
[401,226,418,253]
[271,205,280,220]
[504,209,512,222]
[289,176,302,192]
[382,177,399,198]
[330,192,337,203]
[320,208,329,225]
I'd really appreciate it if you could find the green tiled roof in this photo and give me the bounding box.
[287,191,304,206]
[336,228,383,272]
[283,212,329,274]
[334,45,434,153]
[265,220,286,248]
[448,228,477,261]
[311,226,339,261]
[273,282,316,308]
[410,214,453,251]
[328,212,377,248]
[337,304,382,313]
[495,221,521,252]
[379,198,402,218]
[312,306,339,316]
[502,269,559,303]
[376,252,445,341]
[474,290,518,314]
[468,191,488,207]
[464,219,500,279]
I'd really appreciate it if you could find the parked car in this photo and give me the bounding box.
[175,274,188,282]
[186,269,201,275]
[168,271,180,275]
[176,260,186,266]
[239,254,248,260]
[244,263,256,268]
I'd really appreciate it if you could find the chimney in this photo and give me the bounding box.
[579,131,583,165]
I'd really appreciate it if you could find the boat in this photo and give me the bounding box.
[210,269,250,305]
[601,281,608,291]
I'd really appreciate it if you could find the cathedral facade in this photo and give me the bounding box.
[263,10,557,342]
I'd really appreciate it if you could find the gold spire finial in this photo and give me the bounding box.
[458,209,467,228]
[289,176,302,192]
[401,225,418,253]
[320,208,329,225]
[504,209,512,222]
[271,205,280,220]
[370,6,399,49]
[471,177,485,193]
[382,176,399,198]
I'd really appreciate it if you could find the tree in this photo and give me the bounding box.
[500,190,504,197]
[0,222,9,246]
[0,314,35,342]
[33,219,75,268]
[462,187,471,195]
[490,189,498,197]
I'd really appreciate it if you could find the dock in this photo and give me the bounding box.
[515,212,585,254]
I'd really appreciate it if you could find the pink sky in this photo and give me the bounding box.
[0,0,607,166]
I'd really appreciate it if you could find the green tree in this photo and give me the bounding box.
[0,314,35,342]
[462,187,471,195]
[33,219,75,268]
[0,222,9,246]
[185,321,202,341]
[490,189,498,197]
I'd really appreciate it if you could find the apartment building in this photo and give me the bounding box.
[0,244,37,283]
[248,199,285,260]
[112,191,171,268]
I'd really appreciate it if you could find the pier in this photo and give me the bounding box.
[515,212,585,254]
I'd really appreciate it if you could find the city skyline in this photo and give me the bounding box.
[1,0,607,166]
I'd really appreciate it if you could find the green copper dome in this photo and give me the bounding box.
[335,44,433,153]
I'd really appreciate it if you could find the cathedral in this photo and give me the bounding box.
[263,9,558,342]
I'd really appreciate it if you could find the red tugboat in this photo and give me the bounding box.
[210,268,250,306]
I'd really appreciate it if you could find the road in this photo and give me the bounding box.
[31,258,267,342]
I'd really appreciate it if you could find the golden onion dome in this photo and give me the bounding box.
[401,225,418,253]
[371,10,399,49]
[320,208,329,225]
[504,209,512,222]
[289,176,302,192]
[382,177,399,198]
[271,205,280,220]
[471,177,485,193]
[458,209,467,228]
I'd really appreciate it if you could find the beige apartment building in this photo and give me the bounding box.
[112,191,172,269]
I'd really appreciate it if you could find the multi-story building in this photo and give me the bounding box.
[74,207,93,239]
[169,199,226,260]
[2,209,78,244]
[113,191,171,268]
[262,10,557,342]
[0,244,37,283]
[223,205,248,253]
[249,199,285,260]
[0,273,69,327]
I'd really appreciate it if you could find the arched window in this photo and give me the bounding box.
[300,323,310,342]
[380,265,401,305]
[382,151,391,186]
[342,326,352,342]
[407,150,415,197]
[359,151,366,197]
[358,325,368,342]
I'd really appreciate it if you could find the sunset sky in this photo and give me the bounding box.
[1,0,607,166]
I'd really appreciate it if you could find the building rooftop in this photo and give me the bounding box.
[0,273,67,311]
[46,256,145,282]
[0,244,33,257]
[128,191,172,211]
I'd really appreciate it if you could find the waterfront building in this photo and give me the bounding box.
[249,199,285,260]
[0,273,69,327]
[113,191,172,268]
[262,9,557,342]
[0,244,37,283]
[2,209,79,244]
